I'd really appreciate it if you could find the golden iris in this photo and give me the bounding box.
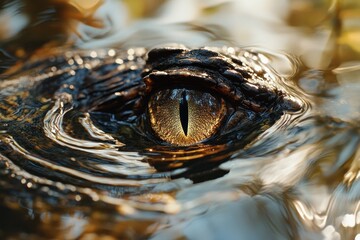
[148,89,226,146]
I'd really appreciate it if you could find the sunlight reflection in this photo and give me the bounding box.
[322,225,341,240]
[342,213,356,228]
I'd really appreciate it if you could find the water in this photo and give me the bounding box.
[0,0,360,239]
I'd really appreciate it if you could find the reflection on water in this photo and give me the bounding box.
[0,0,360,239]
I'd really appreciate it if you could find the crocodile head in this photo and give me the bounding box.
[0,45,303,202]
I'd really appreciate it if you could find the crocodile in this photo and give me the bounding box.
[0,45,303,239]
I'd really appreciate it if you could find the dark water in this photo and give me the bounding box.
[0,0,360,239]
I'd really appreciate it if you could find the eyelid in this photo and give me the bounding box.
[143,69,245,106]
[142,61,258,112]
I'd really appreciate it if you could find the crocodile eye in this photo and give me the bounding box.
[148,89,226,146]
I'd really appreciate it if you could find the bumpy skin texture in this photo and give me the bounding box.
[82,46,300,144]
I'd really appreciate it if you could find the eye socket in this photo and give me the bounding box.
[148,89,227,146]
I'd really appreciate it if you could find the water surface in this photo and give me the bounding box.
[0,0,360,239]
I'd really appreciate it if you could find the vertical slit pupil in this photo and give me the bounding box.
[179,90,189,136]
